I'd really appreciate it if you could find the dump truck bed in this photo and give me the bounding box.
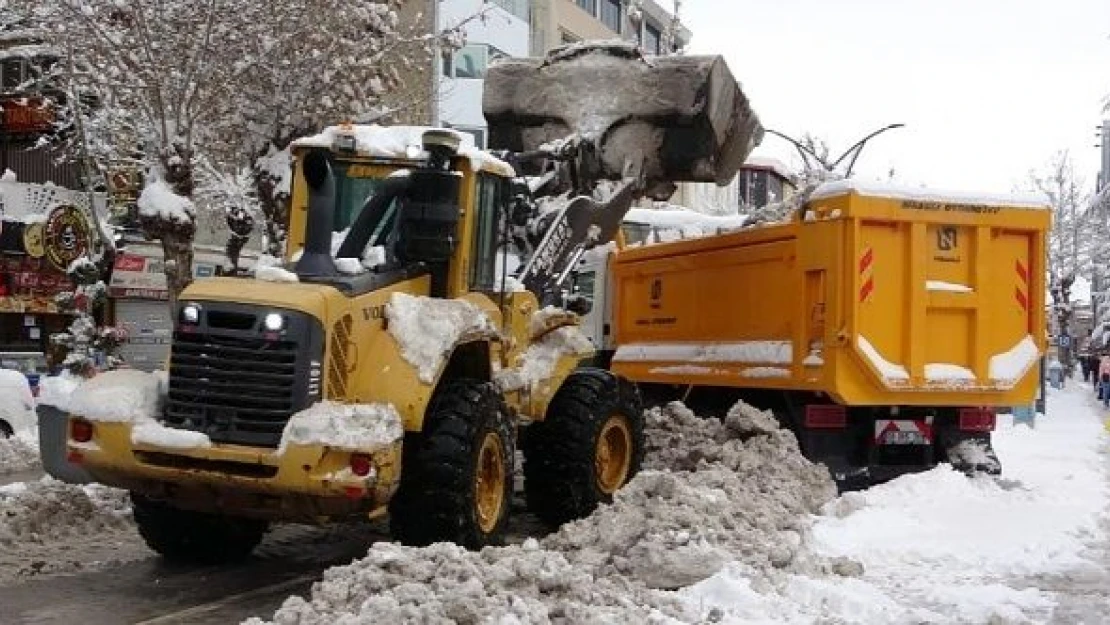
[610,180,1050,407]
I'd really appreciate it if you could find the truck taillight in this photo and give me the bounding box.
[958,408,996,432]
[70,419,94,443]
[805,405,847,429]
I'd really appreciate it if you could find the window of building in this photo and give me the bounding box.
[599,0,622,33]
[644,23,662,55]
[1,59,25,92]
[490,0,529,21]
[576,0,598,15]
[444,44,509,79]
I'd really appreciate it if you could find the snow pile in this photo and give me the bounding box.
[0,431,39,476]
[137,178,196,225]
[36,372,83,412]
[740,366,791,379]
[333,257,365,275]
[926,280,973,293]
[280,401,403,453]
[495,326,594,393]
[924,363,977,383]
[990,335,1039,384]
[0,479,131,547]
[0,369,35,433]
[291,124,514,176]
[252,401,842,624]
[856,336,909,382]
[810,178,1051,210]
[625,205,751,244]
[385,293,496,384]
[66,370,164,423]
[613,341,793,365]
[131,421,211,450]
[807,382,1108,623]
[254,254,300,283]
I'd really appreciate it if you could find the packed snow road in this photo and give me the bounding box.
[0,386,1107,624]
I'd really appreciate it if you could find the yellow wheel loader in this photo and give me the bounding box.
[66,43,761,562]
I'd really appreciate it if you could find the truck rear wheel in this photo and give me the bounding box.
[389,379,513,549]
[130,494,268,564]
[523,369,644,527]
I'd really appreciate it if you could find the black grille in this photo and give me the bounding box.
[162,303,323,448]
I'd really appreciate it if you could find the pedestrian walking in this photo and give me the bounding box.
[1099,353,1110,407]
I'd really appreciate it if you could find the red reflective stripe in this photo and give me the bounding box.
[859,248,874,273]
[1015,260,1028,283]
[1015,287,1028,311]
[860,278,874,302]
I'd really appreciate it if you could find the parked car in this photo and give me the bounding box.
[0,367,37,437]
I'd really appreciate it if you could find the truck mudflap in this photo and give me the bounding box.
[66,420,403,522]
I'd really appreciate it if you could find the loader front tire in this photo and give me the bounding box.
[523,369,644,527]
[389,379,513,549]
[130,494,268,564]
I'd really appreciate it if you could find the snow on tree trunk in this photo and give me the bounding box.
[138,149,198,308]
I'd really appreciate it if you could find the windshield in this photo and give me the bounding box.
[332,163,403,260]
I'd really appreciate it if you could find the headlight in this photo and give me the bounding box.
[180,303,201,325]
[263,312,285,332]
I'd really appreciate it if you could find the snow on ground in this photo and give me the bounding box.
[0,431,40,476]
[249,401,843,624]
[255,381,1109,625]
[801,380,1109,624]
[0,478,135,582]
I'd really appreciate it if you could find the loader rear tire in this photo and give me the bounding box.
[523,369,644,527]
[389,379,513,549]
[131,494,268,564]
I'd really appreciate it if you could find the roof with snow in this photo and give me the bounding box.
[291,124,515,178]
[741,155,794,182]
[810,178,1051,209]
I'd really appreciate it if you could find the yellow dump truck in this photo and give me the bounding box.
[575,180,1050,485]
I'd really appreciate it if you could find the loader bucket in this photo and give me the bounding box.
[483,42,763,187]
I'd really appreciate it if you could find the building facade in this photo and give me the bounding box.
[437,0,531,147]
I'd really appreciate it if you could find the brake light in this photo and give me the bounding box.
[805,405,847,428]
[70,419,94,443]
[349,453,373,477]
[959,408,996,432]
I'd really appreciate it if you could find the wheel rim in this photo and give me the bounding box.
[595,415,633,494]
[474,432,506,533]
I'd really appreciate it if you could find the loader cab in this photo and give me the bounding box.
[286,125,516,299]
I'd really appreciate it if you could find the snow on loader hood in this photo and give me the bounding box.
[247,400,847,624]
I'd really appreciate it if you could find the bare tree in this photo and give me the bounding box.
[1031,151,1091,370]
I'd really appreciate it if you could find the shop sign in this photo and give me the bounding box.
[1,97,55,135]
[109,251,224,300]
[22,222,44,258]
[43,205,92,272]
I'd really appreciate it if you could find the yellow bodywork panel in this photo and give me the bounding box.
[611,188,1050,407]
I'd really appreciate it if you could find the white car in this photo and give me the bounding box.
[0,368,37,437]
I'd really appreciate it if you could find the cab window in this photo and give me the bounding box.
[470,174,504,291]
